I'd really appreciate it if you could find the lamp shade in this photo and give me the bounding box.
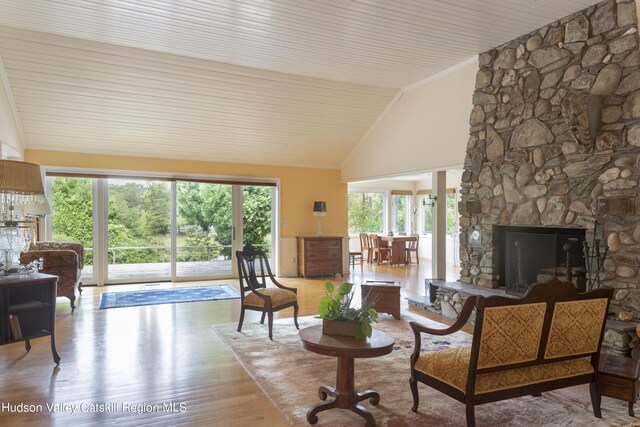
[313,201,327,213]
[22,199,52,216]
[0,160,45,195]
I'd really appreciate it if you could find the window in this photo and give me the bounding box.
[447,191,459,235]
[348,192,383,233]
[420,195,433,234]
[391,194,409,233]
[419,191,457,235]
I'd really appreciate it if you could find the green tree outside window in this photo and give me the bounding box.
[392,195,407,232]
[348,192,383,233]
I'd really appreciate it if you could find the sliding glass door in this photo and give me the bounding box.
[107,179,171,282]
[242,185,274,267]
[176,181,233,279]
[49,176,95,284]
[46,174,275,285]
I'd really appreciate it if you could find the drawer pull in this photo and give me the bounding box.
[601,380,627,389]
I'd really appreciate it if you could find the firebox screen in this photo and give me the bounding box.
[499,226,586,296]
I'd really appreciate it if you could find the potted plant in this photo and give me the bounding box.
[317,281,378,340]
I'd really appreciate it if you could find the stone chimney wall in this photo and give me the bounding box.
[459,0,640,315]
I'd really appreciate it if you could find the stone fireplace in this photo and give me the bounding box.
[453,0,640,352]
[390,0,640,355]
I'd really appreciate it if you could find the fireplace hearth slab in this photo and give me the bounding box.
[427,280,519,299]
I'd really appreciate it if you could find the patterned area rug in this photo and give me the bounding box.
[213,313,637,427]
[99,285,240,309]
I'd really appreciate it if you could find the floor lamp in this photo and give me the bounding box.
[313,201,327,237]
[0,160,47,274]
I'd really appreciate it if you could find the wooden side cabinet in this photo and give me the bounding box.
[0,273,60,364]
[297,236,342,278]
[596,353,640,416]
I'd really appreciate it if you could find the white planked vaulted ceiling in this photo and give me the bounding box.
[0,0,597,168]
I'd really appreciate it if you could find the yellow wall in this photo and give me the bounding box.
[25,150,348,239]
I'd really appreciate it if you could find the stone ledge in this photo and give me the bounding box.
[427,280,518,299]
[406,295,435,310]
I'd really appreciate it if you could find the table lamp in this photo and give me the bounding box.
[313,201,327,237]
[0,160,47,273]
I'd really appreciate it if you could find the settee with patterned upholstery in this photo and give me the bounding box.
[409,278,613,427]
[20,241,84,313]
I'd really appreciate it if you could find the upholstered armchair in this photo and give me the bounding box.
[20,241,84,312]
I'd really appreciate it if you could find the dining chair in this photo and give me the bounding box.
[369,234,391,265]
[349,250,363,271]
[406,233,419,265]
[359,233,371,263]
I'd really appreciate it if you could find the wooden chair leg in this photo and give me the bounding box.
[268,310,274,341]
[589,382,602,418]
[466,402,476,427]
[237,307,245,332]
[260,311,267,324]
[293,303,300,329]
[416,252,419,264]
[69,295,77,313]
[410,377,419,412]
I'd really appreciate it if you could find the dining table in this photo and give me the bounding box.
[378,235,417,266]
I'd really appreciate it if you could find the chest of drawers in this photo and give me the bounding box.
[297,236,342,278]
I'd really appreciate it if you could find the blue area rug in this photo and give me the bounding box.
[99,285,241,309]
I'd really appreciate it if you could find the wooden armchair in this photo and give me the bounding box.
[409,279,612,427]
[20,241,84,313]
[235,244,299,340]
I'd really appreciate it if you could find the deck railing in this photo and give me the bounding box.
[84,244,271,264]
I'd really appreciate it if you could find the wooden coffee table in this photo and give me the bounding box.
[299,325,395,427]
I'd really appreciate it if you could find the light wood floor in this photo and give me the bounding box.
[0,260,459,426]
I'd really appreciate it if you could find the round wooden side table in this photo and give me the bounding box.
[299,325,395,427]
